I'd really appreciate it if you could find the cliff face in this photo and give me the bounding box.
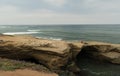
[79,41,120,64]
[0,35,80,74]
[0,35,120,75]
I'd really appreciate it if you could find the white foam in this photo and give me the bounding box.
[28,29,40,32]
[36,37,62,41]
[3,32,39,35]
[49,37,62,41]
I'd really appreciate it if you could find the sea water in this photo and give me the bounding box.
[0,25,120,43]
[0,25,120,76]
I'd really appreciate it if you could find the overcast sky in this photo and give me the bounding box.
[0,0,120,25]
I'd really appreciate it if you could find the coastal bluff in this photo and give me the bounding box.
[0,35,120,75]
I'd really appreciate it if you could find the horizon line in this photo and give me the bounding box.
[0,24,120,25]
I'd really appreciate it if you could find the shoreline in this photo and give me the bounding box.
[1,33,120,44]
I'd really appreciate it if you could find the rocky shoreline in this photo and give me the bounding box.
[0,35,120,76]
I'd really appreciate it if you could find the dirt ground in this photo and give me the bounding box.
[0,69,58,76]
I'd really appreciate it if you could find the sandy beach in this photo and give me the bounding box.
[0,69,58,76]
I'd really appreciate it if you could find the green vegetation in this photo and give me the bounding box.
[0,58,50,72]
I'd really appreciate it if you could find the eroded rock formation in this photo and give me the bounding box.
[0,35,120,75]
[79,41,120,64]
[0,35,80,74]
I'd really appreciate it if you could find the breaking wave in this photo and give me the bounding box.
[36,37,62,41]
[27,29,40,32]
[3,32,39,35]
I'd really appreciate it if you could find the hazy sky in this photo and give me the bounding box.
[0,0,120,25]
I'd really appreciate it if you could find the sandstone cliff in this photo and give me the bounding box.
[0,35,120,75]
[0,35,80,75]
[78,41,120,64]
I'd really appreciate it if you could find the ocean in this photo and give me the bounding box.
[0,25,120,76]
[0,25,120,44]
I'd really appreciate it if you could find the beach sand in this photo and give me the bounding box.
[0,69,58,76]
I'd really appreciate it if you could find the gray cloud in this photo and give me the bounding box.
[0,0,120,24]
